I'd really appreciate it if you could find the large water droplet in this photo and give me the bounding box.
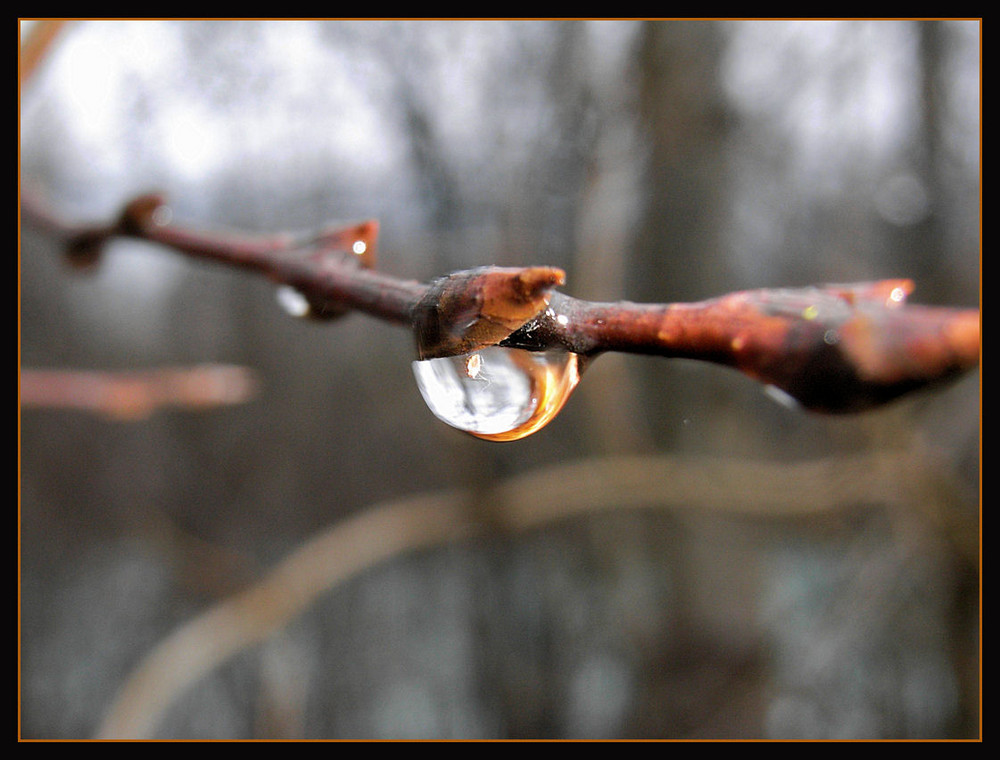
[412,346,581,441]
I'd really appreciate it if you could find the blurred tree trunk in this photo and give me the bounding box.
[630,21,731,305]
[913,20,976,305]
[628,22,742,453]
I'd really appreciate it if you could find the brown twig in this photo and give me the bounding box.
[22,191,980,416]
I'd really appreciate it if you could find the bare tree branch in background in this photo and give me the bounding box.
[94,439,977,739]
[19,365,259,421]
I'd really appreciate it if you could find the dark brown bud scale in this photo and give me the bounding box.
[413,266,565,359]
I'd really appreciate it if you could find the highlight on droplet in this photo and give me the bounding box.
[412,346,582,441]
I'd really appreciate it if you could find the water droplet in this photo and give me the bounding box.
[275,285,311,317]
[151,204,173,226]
[412,346,581,441]
[764,384,800,409]
[888,286,907,305]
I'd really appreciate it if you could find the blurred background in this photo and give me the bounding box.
[19,19,980,739]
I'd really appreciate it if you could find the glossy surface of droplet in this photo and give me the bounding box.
[275,285,311,317]
[412,346,581,441]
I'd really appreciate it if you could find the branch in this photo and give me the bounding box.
[95,444,975,739]
[19,365,259,420]
[501,280,980,413]
[22,191,980,420]
[18,19,68,87]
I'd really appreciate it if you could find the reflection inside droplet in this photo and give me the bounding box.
[412,346,581,441]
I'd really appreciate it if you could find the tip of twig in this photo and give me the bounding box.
[311,219,379,270]
[945,309,982,368]
[513,266,566,299]
[827,279,915,305]
[57,192,168,270]
[119,193,168,235]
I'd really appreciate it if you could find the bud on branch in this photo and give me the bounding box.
[413,266,566,359]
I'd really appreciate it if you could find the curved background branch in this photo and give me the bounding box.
[96,441,975,739]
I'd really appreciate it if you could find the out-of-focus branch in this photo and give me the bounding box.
[95,443,975,739]
[19,365,259,420]
[18,19,67,87]
[22,191,980,415]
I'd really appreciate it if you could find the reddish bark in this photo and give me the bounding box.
[502,282,980,412]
